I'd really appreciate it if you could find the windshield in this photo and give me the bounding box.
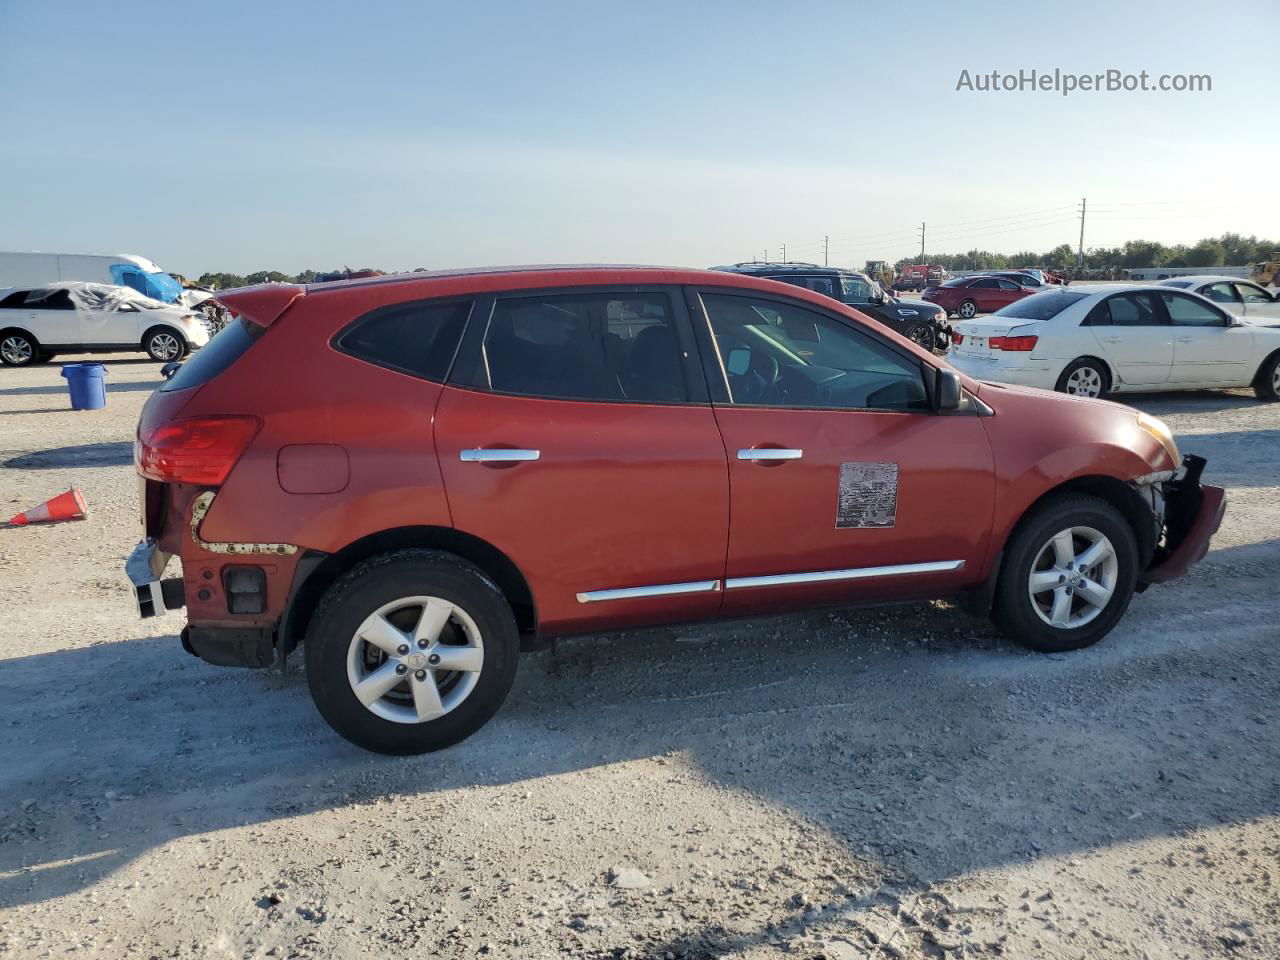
[993,290,1088,320]
[839,275,874,301]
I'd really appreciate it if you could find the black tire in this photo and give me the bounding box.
[903,321,935,349]
[992,494,1139,653]
[143,328,188,363]
[1253,351,1280,402]
[304,549,520,755]
[0,330,40,366]
[957,299,978,319]
[1054,357,1111,398]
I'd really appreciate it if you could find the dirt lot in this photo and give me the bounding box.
[1,355,1277,960]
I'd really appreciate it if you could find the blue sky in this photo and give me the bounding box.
[1,0,1276,276]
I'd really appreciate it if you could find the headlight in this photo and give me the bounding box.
[1136,412,1180,463]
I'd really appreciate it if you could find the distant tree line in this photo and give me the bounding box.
[894,233,1278,273]
[194,268,430,290]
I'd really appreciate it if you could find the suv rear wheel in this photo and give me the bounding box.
[992,494,1139,653]
[304,550,520,754]
[957,299,978,319]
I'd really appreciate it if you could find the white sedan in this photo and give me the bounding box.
[0,281,211,366]
[947,284,1280,401]
[1156,275,1280,321]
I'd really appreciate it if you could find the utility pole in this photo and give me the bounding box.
[918,222,926,263]
[764,249,769,263]
[823,235,829,266]
[781,242,787,263]
[1077,197,1087,271]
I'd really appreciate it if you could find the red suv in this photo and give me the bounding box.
[126,266,1224,754]
[924,275,1038,318]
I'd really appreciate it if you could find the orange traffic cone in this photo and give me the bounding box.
[9,487,88,526]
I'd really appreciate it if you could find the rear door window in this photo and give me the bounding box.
[465,292,689,403]
[1099,292,1164,326]
[1201,282,1239,305]
[335,299,472,381]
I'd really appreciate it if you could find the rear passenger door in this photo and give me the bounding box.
[966,278,999,312]
[1083,292,1173,386]
[19,289,80,345]
[434,288,729,634]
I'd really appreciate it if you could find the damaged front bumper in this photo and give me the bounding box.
[1143,454,1226,584]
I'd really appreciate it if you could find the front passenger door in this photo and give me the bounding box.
[692,290,994,616]
[1160,292,1253,385]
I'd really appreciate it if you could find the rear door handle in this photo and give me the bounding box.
[459,449,540,463]
[1101,336,1122,343]
[1176,336,1195,343]
[738,448,802,461]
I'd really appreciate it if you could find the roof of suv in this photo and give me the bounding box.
[213,264,897,330]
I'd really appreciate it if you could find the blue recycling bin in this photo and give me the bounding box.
[61,362,108,411]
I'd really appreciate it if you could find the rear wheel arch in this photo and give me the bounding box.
[1251,347,1280,400]
[280,526,536,657]
[0,327,41,364]
[1056,355,1114,394]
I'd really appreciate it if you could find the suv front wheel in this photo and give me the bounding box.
[992,495,1139,653]
[304,550,520,754]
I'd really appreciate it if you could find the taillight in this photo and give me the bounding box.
[136,416,262,486]
[951,331,964,345]
[990,335,1038,352]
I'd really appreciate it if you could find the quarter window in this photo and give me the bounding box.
[474,292,687,403]
[701,293,928,411]
[1161,293,1227,327]
[336,299,471,382]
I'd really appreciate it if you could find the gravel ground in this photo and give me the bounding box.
[1,354,1277,960]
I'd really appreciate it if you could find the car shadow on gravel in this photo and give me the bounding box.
[1124,390,1262,415]
[0,381,160,397]
[2,536,1278,928]
[3,441,133,469]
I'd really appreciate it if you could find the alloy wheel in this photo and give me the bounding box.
[959,301,977,318]
[1065,366,1103,397]
[345,595,485,724]
[1027,526,1118,629]
[150,333,181,361]
[1,336,33,364]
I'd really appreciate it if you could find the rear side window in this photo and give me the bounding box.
[0,290,27,308]
[466,292,688,403]
[969,279,998,289]
[994,290,1087,320]
[335,299,471,382]
[1089,292,1164,326]
[160,316,263,393]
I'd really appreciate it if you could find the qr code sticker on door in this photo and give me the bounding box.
[836,462,898,528]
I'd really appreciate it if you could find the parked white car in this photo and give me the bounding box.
[947,284,1280,401]
[0,281,211,366]
[1156,275,1280,321]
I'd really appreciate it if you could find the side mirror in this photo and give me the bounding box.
[160,361,182,380]
[935,368,962,411]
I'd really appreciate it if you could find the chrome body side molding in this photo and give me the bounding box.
[725,560,964,590]
[576,580,722,604]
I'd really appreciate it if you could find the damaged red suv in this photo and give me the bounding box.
[127,266,1224,754]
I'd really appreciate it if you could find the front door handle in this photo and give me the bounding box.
[738,448,802,461]
[1100,336,1122,343]
[459,449,540,463]
[1176,336,1195,343]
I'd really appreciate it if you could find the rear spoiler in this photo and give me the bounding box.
[212,284,306,329]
